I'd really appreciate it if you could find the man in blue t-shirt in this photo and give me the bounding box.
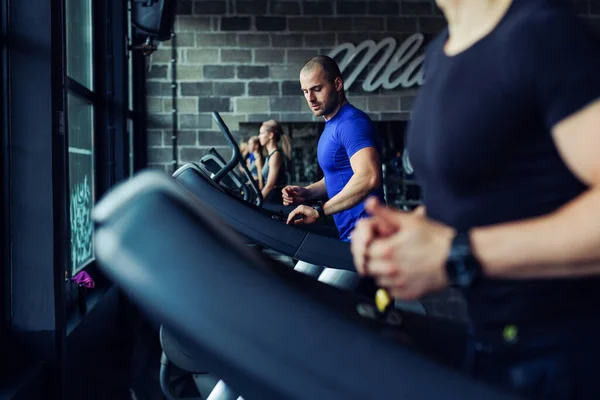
[283,55,385,243]
[351,0,600,398]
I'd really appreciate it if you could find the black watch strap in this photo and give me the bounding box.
[446,231,482,288]
[312,204,325,219]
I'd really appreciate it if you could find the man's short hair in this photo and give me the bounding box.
[301,55,342,84]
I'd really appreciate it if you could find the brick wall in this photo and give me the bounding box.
[145,0,600,172]
[146,0,448,171]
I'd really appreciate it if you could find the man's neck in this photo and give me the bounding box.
[440,0,513,55]
[323,97,347,121]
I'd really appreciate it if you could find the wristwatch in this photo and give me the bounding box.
[445,231,482,288]
[312,204,326,219]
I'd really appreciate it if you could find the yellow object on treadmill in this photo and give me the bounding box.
[375,288,392,313]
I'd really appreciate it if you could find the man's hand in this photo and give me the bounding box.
[282,185,309,206]
[286,205,319,225]
[351,197,454,300]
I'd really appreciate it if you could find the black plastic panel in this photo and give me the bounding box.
[173,164,354,270]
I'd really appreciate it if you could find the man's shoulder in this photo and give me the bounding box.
[337,104,373,127]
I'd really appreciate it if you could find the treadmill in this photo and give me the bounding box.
[93,171,518,400]
[173,162,355,272]
[191,112,339,238]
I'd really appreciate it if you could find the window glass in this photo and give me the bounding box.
[65,0,93,89]
[128,118,134,176]
[67,93,95,274]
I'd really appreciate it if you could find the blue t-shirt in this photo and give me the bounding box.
[317,103,385,242]
[407,0,600,327]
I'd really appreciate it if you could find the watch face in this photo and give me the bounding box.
[447,253,476,287]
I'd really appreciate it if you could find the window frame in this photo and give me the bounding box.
[62,0,138,327]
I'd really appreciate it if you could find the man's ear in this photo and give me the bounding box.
[335,76,344,92]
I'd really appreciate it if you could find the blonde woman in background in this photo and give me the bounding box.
[258,120,292,203]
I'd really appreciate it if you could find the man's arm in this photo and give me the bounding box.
[321,147,381,217]
[471,99,600,279]
[304,178,328,201]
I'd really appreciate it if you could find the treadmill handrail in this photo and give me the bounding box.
[211,112,263,207]
[210,112,240,184]
[93,171,518,400]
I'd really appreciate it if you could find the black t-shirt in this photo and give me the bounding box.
[407,0,600,328]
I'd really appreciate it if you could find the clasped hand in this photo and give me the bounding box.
[350,197,455,300]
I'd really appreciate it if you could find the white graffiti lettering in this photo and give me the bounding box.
[328,33,426,92]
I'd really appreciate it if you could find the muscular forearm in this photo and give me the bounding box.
[322,173,378,216]
[305,179,328,201]
[472,188,600,279]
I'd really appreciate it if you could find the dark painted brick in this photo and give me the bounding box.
[269,97,302,112]
[246,113,281,123]
[401,0,433,15]
[280,112,314,122]
[254,49,286,63]
[176,16,212,32]
[592,1,600,14]
[203,65,235,79]
[179,147,207,162]
[198,131,232,146]
[237,65,269,79]
[193,0,226,15]
[270,1,301,15]
[146,82,172,96]
[176,0,193,15]
[400,96,416,110]
[180,82,214,96]
[177,130,198,146]
[238,34,271,47]
[337,32,371,44]
[321,17,353,31]
[214,82,246,96]
[236,0,268,14]
[147,148,172,163]
[221,49,252,63]
[368,1,399,15]
[354,17,385,31]
[198,97,231,112]
[387,17,419,32]
[248,82,280,96]
[303,1,333,15]
[256,16,287,31]
[336,1,367,15]
[179,114,213,129]
[369,32,411,43]
[147,130,164,146]
[196,33,237,47]
[221,17,251,31]
[147,114,171,129]
[418,17,447,34]
[287,49,315,64]
[381,112,411,121]
[147,65,168,79]
[271,34,303,47]
[303,33,337,47]
[281,81,301,96]
[288,17,320,31]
